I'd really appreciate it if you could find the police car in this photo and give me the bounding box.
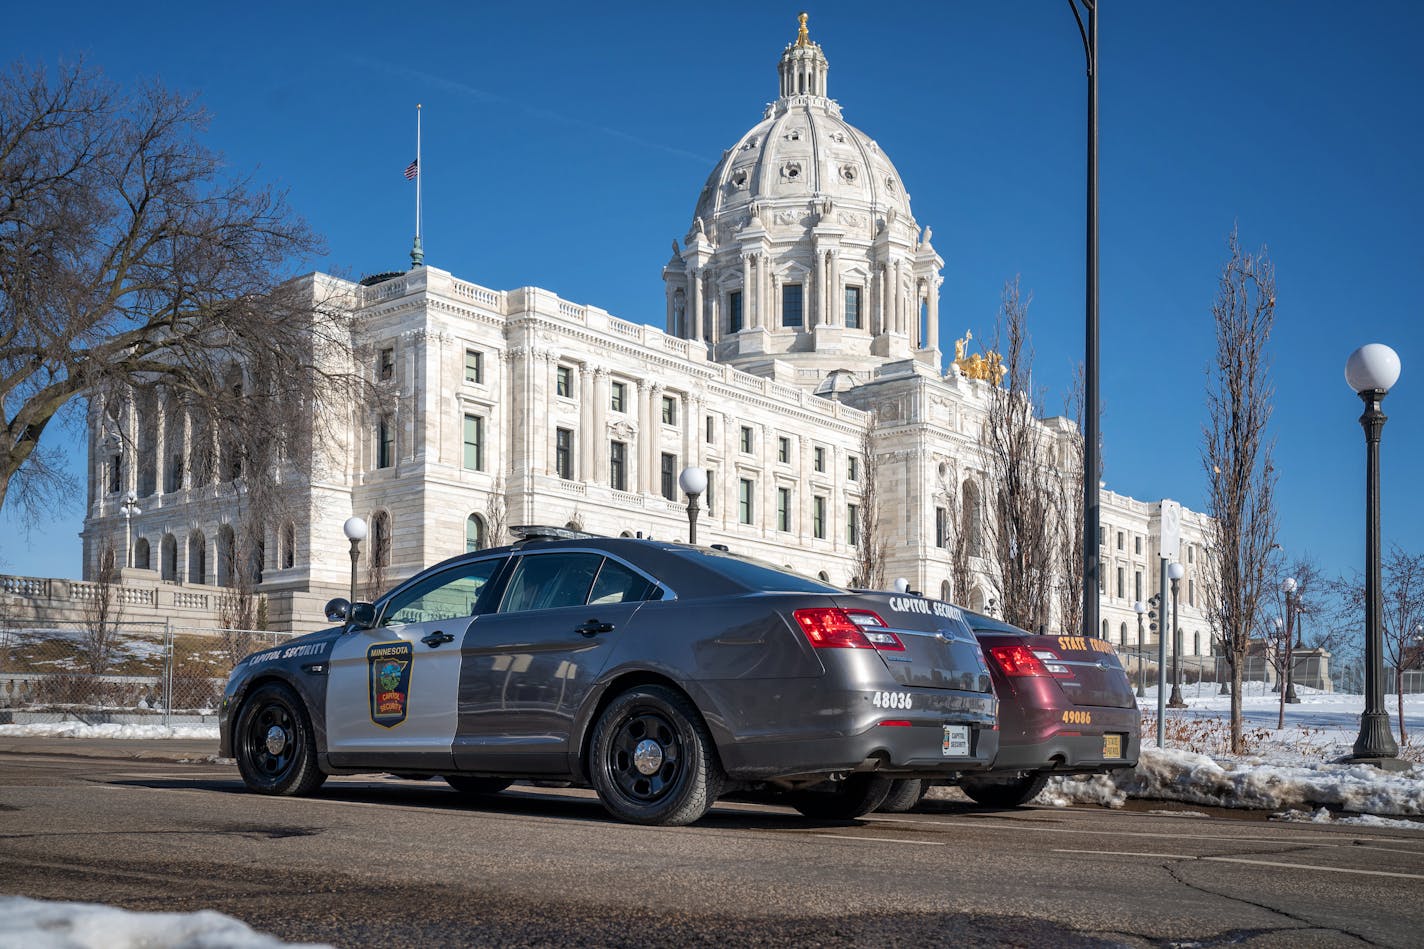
[220,528,998,825]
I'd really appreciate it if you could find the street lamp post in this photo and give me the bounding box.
[1133,600,1147,698]
[677,466,707,545]
[1167,562,1185,708]
[1344,343,1405,768]
[1069,0,1100,644]
[1282,576,1300,704]
[119,490,141,569]
[342,516,368,603]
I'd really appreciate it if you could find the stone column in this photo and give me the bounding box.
[637,380,653,494]
[741,254,753,329]
[689,268,703,343]
[927,277,941,352]
[813,246,824,327]
[683,392,699,469]
[877,263,888,336]
[578,365,595,481]
[152,388,167,497]
[761,253,772,328]
[828,250,839,326]
[592,368,608,485]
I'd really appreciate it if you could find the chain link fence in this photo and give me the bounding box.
[0,621,294,723]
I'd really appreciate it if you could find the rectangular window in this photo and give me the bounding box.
[740,426,753,454]
[777,436,790,464]
[167,454,183,493]
[813,496,826,539]
[705,415,715,444]
[728,291,743,333]
[1116,566,1125,599]
[705,468,715,515]
[108,455,121,494]
[1134,570,1143,604]
[462,414,483,471]
[780,280,803,324]
[844,286,862,329]
[610,381,627,413]
[662,396,677,426]
[847,504,860,547]
[1098,526,1105,547]
[1135,535,1142,555]
[610,440,627,491]
[847,455,859,482]
[464,349,484,384]
[555,428,573,480]
[661,452,677,501]
[1116,531,1124,550]
[813,446,826,473]
[377,416,394,469]
[1188,546,1195,564]
[781,283,803,328]
[777,487,792,532]
[936,507,948,548]
[556,365,574,398]
[378,347,394,381]
[1189,578,1196,607]
[738,478,754,525]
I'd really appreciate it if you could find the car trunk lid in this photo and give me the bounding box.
[832,593,993,694]
[1016,632,1137,709]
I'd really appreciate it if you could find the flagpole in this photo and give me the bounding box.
[411,103,424,268]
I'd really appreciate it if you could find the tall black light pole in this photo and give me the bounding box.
[1070,1,1100,639]
[343,516,367,603]
[1282,576,1300,704]
[1343,343,1405,769]
[1132,600,1146,698]
[1167,562,1186,708]
[678,466,707,545]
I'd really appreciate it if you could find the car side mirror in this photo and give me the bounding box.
[324,597,352,623]
[348,602,377,629]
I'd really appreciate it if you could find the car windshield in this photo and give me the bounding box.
[669,547,842,594]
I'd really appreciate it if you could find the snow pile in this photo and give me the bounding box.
[0,895,327,948]
[1271,807,1424,831]
[0,722,218,739]
[1038,746,1424,816]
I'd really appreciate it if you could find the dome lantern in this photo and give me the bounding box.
[778,12,829,100]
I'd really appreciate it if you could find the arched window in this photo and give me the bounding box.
[818,570,831,582]
[466,513,486,552]
[217,524,236,587]
[940,580,952,602]
[133,538,151,570]
[370,511,391,567]
[1102,619,1110,639]
[672,288,687,337]
[969,588,987,613]
[188,531,206,585]
[281,523,296,570]
[1193,631,1201,656]
[250,541,265,586]
[160,534,178,581]
[961,481,983,558]
[1120,622,1128,645]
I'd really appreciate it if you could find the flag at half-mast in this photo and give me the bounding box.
[404,158,419,180]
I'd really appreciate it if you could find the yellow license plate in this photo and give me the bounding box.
[1102,734,1123,759]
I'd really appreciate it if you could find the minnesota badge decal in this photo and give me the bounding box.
[367,642,413,727]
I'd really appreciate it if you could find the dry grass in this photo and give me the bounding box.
[1140,713,1277,757]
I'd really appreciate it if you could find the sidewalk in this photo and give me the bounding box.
[0,736,223,763]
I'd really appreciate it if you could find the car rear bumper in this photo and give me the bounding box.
[721,718,999,782]
[992,705,1140,773]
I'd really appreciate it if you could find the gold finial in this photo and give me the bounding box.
[797,11,809,47]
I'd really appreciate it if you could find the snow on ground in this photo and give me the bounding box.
[0,895,327,948]
[0,722,218,739]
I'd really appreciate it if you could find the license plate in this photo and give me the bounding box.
[942,725,970,757]
[1102,734,1123,759]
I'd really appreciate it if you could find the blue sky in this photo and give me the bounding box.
[2,0,1421,587]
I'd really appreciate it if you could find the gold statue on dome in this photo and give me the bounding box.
[796,12,810,47]
[951,329,1007,385]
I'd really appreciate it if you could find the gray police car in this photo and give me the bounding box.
[220,528,998,826]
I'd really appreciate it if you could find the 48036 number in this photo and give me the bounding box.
[871,691,913,710]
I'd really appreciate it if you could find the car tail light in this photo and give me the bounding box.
[845,609,904,651]
[877,720,912,727]
[793,608,874,649]
[988,644,1052,677]
[1030,648,1075,678]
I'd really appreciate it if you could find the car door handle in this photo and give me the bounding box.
[576,619,615,637]
[421,630,455,647]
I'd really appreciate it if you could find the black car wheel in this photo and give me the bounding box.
[589,685,722,826]
[789,774,893,820]
[444,775,513,796]
[959,771,1049,808]
[234,682,326,796]
[877,778,924,813]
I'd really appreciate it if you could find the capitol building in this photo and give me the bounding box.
[77,17,1215,653]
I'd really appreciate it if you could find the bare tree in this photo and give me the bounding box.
[981,277,1056,632]
[1331,547,1424,744]
[940,468,974,606]
[81,541,123,674]
[484,478,508,549]
[1201,228,1279,754]
[0,61,358,524]
[852,423,887,590]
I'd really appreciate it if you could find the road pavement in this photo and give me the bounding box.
[1,740,1422,947]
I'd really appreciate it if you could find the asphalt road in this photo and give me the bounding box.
[1,747,1422,948]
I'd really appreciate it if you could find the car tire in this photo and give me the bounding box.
[589,685,723,826]
[789,774,893,820]
[234,682,326,796]
[876,778,924,813]
[443,775,513,796]
[959,771,1049,808]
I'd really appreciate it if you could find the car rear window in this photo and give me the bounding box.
[670,548,841,594]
